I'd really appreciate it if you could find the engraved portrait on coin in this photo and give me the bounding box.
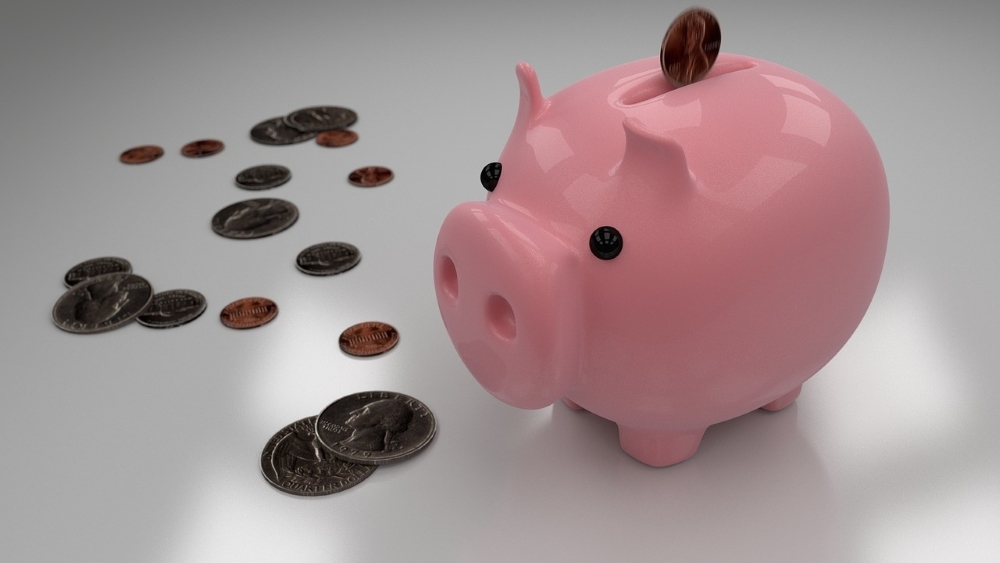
[52,272,153,334]
[261,416,375,496]
[316,391,436,465]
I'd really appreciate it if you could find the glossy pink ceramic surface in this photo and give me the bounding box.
[434,54,889,467]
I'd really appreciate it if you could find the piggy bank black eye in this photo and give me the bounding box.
[481,162,502,192]
[590,226,623,260]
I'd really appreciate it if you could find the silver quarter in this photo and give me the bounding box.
[136,289,207,328]
[211,198,299,239]
[295,242,361,276]
[261,416,376,496]
[250,117,317,146]
[315,391,436,466]
[63,257,132,287]
[284,106,357,133]
[52,272,153,334]
[235,165,291,190]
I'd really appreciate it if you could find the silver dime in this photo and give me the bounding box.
[136,289,207,328]
[52,272,154,334]
[261,416,376,496]
[250,117,317,146]
[211,198,299,239]
[295,242,361,276]
[235,165,291,190]
[63,257,132,287]
[284,106,357,133]
[315,391,436,466]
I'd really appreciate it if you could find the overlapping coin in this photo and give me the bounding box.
[315,391,436,465]
[339,321,398,357]
[261,416,376,496]
[52,272,154,334]
[119,145,164,164]
[348,166,393,187]
[316,129,358,148]
[64,257,133,287]
[220,297,278,329]
[285,106,357,133]
[296,242,361,276]
[235,165,291,190]
[137,289,207,328]
[660,7,721,87]
[181,139,225,158]
[211,198,299,239]
[250,117,317,146]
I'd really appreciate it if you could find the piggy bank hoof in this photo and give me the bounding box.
[561,397,585,411]
[617,426,707,467]
[759,385,802,412]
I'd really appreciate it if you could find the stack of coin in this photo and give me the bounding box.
[249,106,358,146]
[261,391,436,496]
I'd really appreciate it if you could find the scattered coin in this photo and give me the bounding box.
[348,166,393,187]
[339,321,399,357]
[181,139,225,158]
[250,117,317,146]
[316,129,358,148]
[235,165,292,190]
[261,416,376,496]
[219,297,278,329]
[660,7,721,87]
[64,257,133,287]
[52,272,154,334]
[211,198,299,239]
[119,145,164,165]
[315,391,436,466]
[284,106,357,133]
[136,289,207,328]
[296,242,361,276]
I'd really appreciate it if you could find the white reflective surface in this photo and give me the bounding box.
[1,1,998,561]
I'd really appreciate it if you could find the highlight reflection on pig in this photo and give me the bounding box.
[434,54,889,467]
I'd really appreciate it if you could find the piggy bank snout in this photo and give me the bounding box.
[434,203,582,409]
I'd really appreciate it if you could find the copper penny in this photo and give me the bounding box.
[316,129,358,148]
[347,166,393,187]
[660,8,721,87]
[181,139,225,158]
[120,145,164,164]
[339,321,399,357]
[220,297,278,329]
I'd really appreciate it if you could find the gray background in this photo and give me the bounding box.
[2,0,998,561]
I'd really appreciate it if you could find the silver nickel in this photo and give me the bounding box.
[52,272,154,334]
[295,242,361,276]
[211,198,299,239]
[64,257,132,287]
[136,289,207,328]
[284,106,357,133]
[261,416,376,496]
[315,391,436,466]
[235,165,291,190]
[250,117,317,146]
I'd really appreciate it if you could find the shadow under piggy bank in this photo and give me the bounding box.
[458,401,839,562]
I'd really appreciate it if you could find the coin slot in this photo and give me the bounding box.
[486,294,516,341]
[438,255,459,302]
[619,59,759,106]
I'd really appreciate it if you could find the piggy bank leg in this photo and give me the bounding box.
[617,426,707,467]
[759,384,802,412]
[561,397,584,411]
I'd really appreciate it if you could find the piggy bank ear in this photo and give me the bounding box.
[619,117,695,197]
[514,62,548,130]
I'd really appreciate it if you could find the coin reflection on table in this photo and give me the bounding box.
[660,7,721,87]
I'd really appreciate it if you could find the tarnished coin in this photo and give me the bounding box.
[261,416,376,496]
[315,391,436,466]
[64,256,132,287]
[136,289,207,328]
[211,198,299,239]
[52,272,153,334]
[181,139,225,158]
[119,145,164,164]
[660,7,721,87]
[235,165,291,190]
[348,166,393,187]
[316,129,358,148]
[250,117,317,146]
[284,106,357,133]
[296,242,361,276]
[339,321,398,357]
[220,297,278,329]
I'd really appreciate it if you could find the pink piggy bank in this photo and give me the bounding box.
[433,53,889,467]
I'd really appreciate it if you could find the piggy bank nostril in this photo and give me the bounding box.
[486,294,516,341]
[438,255,459,302]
